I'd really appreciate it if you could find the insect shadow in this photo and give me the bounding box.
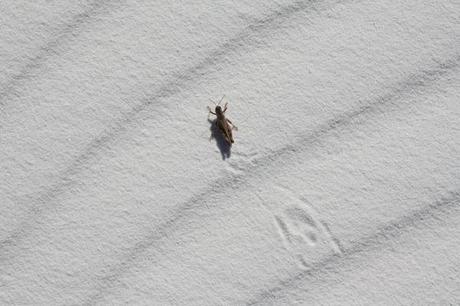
[208,118,231,160]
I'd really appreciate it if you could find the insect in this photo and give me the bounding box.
[208,95,237,145]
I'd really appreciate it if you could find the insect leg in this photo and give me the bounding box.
[226,118,238,130]
[207,106,216,115]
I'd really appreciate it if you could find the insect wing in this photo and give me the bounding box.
[218,118,234,144]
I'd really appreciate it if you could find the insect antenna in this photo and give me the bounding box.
[217,95,225,106]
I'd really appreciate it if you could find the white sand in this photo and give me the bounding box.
[1,1,459,304]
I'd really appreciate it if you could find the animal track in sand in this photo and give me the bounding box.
[265,185,343,269]
[274,204,321,269]
[276,206,319,247]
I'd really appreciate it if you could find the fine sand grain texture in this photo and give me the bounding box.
[1,1,459,305]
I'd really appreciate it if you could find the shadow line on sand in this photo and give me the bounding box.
[0,0,120,110]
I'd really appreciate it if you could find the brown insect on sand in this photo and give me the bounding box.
[208,95,238,145]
